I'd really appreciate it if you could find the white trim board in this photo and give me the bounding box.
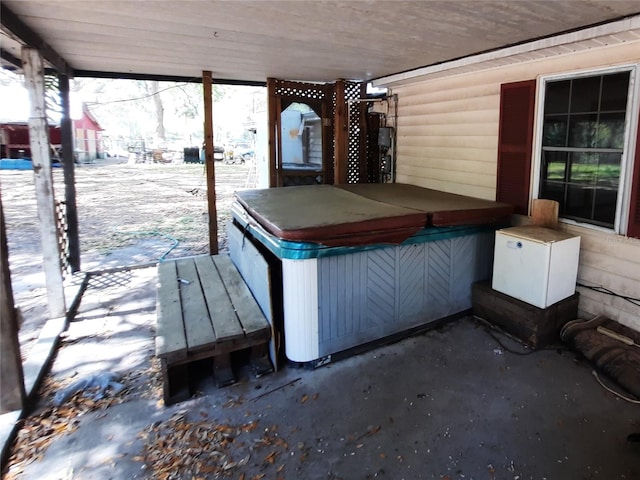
[374,15,640,88]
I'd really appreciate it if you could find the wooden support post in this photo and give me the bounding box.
[334,79,347,185]
[202,71,218,255]
[0,197,26,413]
[22,47,66,318]
[322,87,334,185]
[357,82,367,183]
[58,73,80,272]
[213,353,235,387]
[267,78,278,188]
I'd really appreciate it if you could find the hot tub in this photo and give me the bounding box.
[228,184,512,365]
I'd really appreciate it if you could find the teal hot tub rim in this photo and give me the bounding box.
[231,203,503,260]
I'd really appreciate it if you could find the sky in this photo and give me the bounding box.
[0,82,86,124]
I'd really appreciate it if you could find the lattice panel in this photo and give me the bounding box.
[273,79,327,100]
[55,200,70,276]
[345,82,363,184]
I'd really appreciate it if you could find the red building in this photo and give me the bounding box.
[0,103,103,162]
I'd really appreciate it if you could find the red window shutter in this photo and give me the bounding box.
[496,80,536,215]
[628,111,640,238]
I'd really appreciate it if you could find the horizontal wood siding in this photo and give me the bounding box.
[391,40,640,330]
[565,224,640,331]
[394,77,501,199]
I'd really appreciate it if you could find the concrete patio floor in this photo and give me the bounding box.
[2,262,639,480]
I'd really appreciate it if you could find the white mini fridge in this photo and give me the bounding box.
[492,225,580,309]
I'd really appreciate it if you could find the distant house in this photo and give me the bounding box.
[72,103,103,163]
[0,103,103,162]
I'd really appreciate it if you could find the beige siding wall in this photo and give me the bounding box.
[390,41,640,331]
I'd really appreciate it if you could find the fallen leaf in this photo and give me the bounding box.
[300,394,309,404]
[243,421,259,432]
[264,451,278,464]
[367,425,381,436]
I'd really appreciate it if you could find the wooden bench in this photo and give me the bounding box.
[155,254,272,405]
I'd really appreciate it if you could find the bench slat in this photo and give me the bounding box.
[176,258,217,352]
[194,256,245,341]
[213,255,269,337]
[156,261,187,359]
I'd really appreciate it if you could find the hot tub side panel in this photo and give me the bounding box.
[316,231,494,357]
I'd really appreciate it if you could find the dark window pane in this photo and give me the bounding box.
[601,72,630,111]
[592,188,617,227]
[541,150,567,181]
[539,71,629,229]
[596,113,626,149]
[569,152,598,185]
[540,180,565,205]
[570,76,601,113]
[568,114,598,148]
[596,152,621,188]
[545,80,570,114]
[565,184,594,220]
[542,116,567,146]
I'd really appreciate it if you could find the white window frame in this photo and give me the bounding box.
[531,64,640,234]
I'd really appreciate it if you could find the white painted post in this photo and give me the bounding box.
[22,47,66,318]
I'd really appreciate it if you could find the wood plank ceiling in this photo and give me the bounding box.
[2,0,640,83]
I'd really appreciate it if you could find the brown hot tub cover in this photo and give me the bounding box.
[234,183,513,246]
[337,183,513,226]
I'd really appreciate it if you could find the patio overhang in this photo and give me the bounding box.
[2,1,640,83]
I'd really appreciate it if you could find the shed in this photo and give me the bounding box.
[0,103,103,162]
[72,103,103,162]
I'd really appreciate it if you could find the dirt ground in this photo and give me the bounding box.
[0,157,258,359]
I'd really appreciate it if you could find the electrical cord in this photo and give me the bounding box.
[477,316,640,404]
[473,315,571,355]
[591,370,640,404]
[576,282,640,308]
[86,79,201,107]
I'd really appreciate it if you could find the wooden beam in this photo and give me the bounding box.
[357,82,367,183]
[0,196,26,414]
[1,4,71,75]
[267,78,278,188]
[73,70,266,86]
[334,79,347,184]
[202,70,218,255]
[0,48,22,69]
[58,74,80,272]
[321,98,334,184]
[22,47,66,318]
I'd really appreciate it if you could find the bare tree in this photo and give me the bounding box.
[147,80,165,142]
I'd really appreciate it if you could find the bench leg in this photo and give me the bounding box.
[161,359,190,406]
[250,343,274,378]
[214,353,236,387]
